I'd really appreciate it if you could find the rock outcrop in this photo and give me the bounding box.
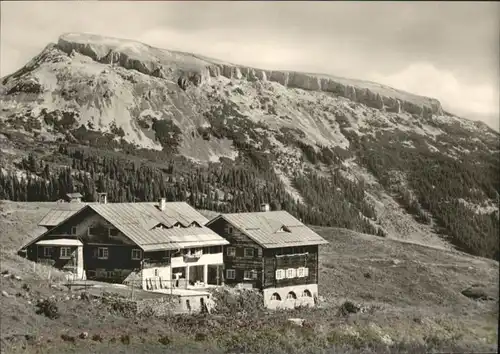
[54,33,442,118]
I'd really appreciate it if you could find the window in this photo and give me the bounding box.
[109,228,119,237]
[257,248,263,257]
[244,248,254,258]
[107,271,115,278]
[243,270,258,280]
[70,227,77,235]
[286,291,297,300]
[286,268,296,279]
[226,269,235,279]
[302,289,312,297]
[226,247,236,257]
[88,227,99,236]
[271,293,281,301]
[86,270,96,278]
[275,269,285,280]
[297,267,309,278]
[131,249,142,260]
[228,226,233,234]
[208,246,221,254]
[43,247,53,257]
[60,247,72,259]
[153,223,168,230]
[97,247,109,260]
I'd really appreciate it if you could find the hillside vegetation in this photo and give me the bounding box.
[0,33,499,261]
[0,201,498,353]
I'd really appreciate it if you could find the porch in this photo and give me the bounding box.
[35,238,85,280]
[143,263,224,291]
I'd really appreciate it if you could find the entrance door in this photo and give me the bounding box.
[82,246,94,279]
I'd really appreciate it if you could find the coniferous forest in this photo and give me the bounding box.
[0,124,498,261]
[0,144,381,237]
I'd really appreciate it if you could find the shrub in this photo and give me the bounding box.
[158,335,171,345]
[209,287,265,316]
[151,118,182,152]
[339,301,360,316]
[120,334,131,345]
[60,334,75,343]
[36,299,59,319]
[91,334,103,342]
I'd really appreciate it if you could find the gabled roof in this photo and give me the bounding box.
[38,203,91,227]
[25,202,229,251]
[27,225,49,239]
[66,193,83,199]
[206,211,328,249]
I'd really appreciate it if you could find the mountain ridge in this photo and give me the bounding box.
[0,32,498,261]
[3,32,445,118]
[54,32,443,117]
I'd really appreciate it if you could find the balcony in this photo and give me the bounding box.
[183,251,202,262]
[143,257,171,268]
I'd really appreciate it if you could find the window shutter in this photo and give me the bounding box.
[304,267,309,277]
[297,267,303,277]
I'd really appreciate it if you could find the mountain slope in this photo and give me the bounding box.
[1,202,498,353]
[0,33,498,259]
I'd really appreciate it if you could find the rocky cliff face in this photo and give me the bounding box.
[55,33,442,118]
[1,33,498,255]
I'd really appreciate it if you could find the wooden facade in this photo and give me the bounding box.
[25,205,227,288]
[207,217,264,288]
[206,217,319,291]
[27,208,143,282]
[32,245,79,271]
[262,246,319,289]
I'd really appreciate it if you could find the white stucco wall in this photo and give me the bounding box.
[171,253,223,267]
[263,284,318,310]
[141,266,171,290]
[76,246,85,280]
[178,294,211,313]
[141,253,224,290]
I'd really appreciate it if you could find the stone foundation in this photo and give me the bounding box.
[263,284,318,310]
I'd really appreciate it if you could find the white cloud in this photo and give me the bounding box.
[369,62,499,130]
[1,1,497,131]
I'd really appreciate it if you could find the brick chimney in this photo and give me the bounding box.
[97,193,107,204]
[260,203,270,212]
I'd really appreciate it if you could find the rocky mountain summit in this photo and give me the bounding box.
[1,33,498,260]
[56,33,442,117]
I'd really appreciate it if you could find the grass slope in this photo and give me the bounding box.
[0,201,498,353]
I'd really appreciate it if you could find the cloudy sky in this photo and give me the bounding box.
[1,1,499,130]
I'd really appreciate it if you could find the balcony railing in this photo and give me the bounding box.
[183,251,202,262]
[142,257,171,268]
